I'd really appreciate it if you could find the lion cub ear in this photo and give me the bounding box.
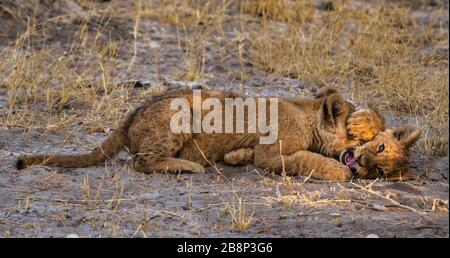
[392,125,421,149]
[321,93,355,139]
[315,87,340,99]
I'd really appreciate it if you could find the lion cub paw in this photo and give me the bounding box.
[187,162,206,173]
[347,107,386,142]
[224,148,254,165]
[322,164,353,182]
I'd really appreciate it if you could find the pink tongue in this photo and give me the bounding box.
[346,155,356,169]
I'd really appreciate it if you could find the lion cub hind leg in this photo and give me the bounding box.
[134,157,205,174]
[130,127,204,174]
[223,148,254,165]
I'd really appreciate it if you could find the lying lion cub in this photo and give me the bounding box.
[224,89,420,180]
[16,88,420,181]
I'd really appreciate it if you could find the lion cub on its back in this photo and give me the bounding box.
[17,88,420,181]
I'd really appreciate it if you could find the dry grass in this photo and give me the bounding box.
[141,0,217,26]
[247,0,449,156]
[0,1,168,134]
[2,1,446,156]
[1,7,131,132]
[222,188,254,231]
[242,0,316,24]
[0,0,448,236]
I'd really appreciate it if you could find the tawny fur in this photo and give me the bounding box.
[346,104,386,142]
[350,125,421,179]
[17,89,417,181]
[224,103,420,180]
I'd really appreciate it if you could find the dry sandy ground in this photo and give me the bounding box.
[0,0,448,237]
[0,125,448,237]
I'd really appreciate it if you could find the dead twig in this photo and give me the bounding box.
[350,181,426,216]
[126,0,141,73]
[278,140,286,177]
[193,139,230,184]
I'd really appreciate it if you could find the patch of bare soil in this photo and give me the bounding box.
[0,127,448,237]
[0,0,448,237]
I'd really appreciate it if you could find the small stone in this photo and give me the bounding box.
[66,234,80,238]
[366,234,379,238]
[370,204,388,211]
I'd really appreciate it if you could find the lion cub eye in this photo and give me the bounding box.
[377,143,385,153]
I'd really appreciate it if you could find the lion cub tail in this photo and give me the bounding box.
[16,128,128,170]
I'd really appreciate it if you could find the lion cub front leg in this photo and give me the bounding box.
[134,156,205,174]
[224,148,254,165]
[254,149,353,181]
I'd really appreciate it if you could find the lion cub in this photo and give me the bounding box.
[17,88,420,181]
[225,105,421,180]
